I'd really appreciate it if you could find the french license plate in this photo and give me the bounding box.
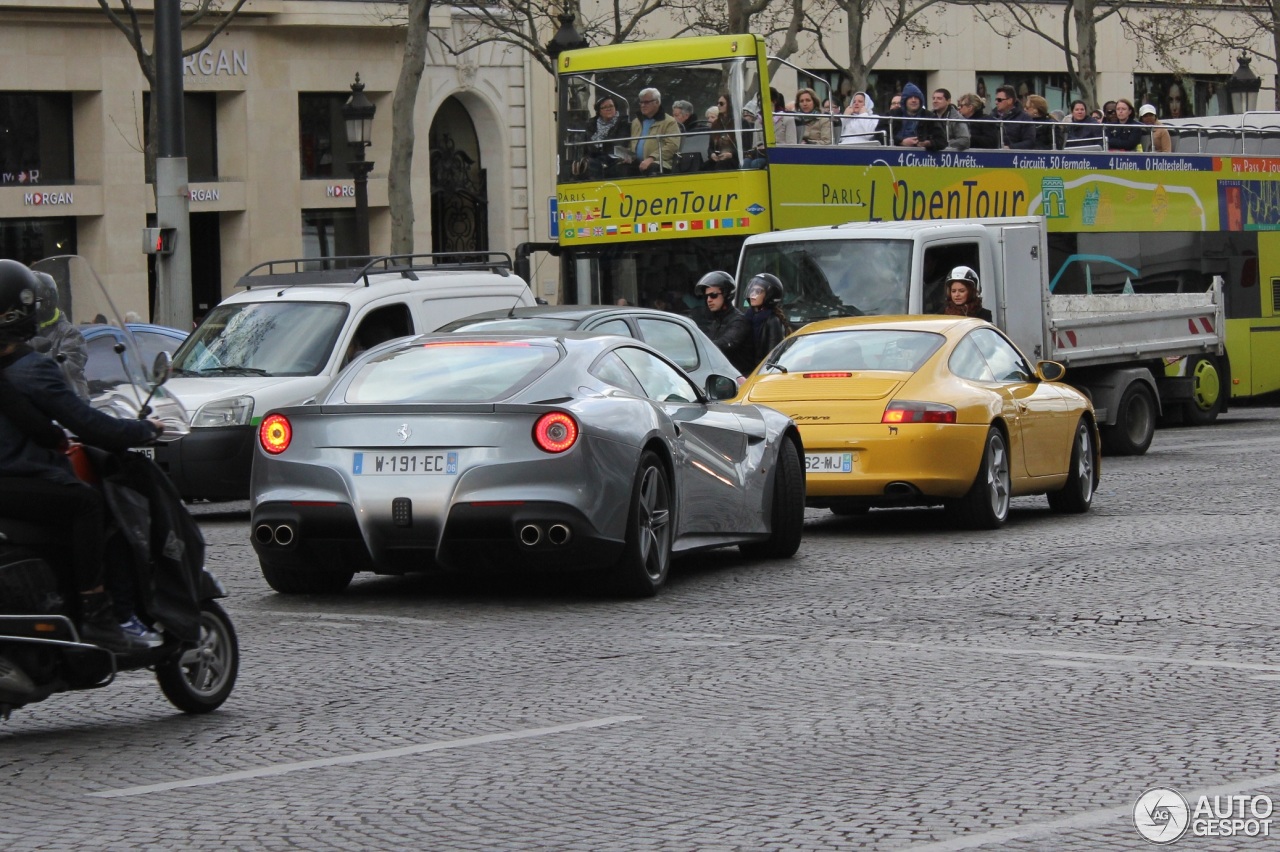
[353,451,458,475]
[805,452,853,473]
[131,446,155,459]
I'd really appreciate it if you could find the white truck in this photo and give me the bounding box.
[736,217,1225,455]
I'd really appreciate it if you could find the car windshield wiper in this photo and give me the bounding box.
[762,360,788,373]
[200,366,271,376]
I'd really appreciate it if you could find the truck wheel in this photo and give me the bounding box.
[1047,418,1095,514]
[260,554,354,594]
[1101,382,1155,456]
[947,427,1010,530]
[1183,355,1223,426]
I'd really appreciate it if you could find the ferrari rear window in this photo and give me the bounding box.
[343,341,560,403]
[771,329,945,373]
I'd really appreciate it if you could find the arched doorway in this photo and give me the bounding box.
[429,97,488,254]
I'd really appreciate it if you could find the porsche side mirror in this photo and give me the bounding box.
[705,374,739,401]
[1036,360,1066,382]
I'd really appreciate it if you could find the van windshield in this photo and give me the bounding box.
[172,302,349,377]
[739,239,912,324]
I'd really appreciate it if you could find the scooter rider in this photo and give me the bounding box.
[0,259,164,655]
[31,271,90,399]
[693,271,754,377]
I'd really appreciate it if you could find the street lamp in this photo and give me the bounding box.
[1227,53,1262,114]
[545,11,587,62]
[341,73,376,257]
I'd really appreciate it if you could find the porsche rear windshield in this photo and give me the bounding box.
[739,239,912,322]
[344,341,560,403]
[770,329,945,373]
[172,302,348,377]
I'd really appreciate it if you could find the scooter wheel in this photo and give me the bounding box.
[155,600,238,714]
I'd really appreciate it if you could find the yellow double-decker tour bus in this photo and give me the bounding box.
[554,34,1280,416]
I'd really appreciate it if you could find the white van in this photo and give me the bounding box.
[156,253,536,500]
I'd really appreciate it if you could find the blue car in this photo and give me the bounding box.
[82,322,189,395]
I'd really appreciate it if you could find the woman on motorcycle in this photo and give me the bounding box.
[0,259,165,655]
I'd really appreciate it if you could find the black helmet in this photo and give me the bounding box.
[0,259,40,343]
[32,271,59,324]
[946,265,981,295]
[694,270,736,301]
[746,272,784,305]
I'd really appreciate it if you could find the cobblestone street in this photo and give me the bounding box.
[4,409,1280,850]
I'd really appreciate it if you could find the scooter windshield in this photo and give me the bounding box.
[29,255,190,439]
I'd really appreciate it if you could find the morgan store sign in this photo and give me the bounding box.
[24,191,72,206]
[3,170,40,186]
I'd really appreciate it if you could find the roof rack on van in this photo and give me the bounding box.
[236,252,515,290]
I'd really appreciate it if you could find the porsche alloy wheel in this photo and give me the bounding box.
[1047,418,1096,514]
[156,601,239,714]
[614,451,673,598]
[950,427,1011,530]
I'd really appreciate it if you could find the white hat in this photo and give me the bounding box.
[1138,104,1157,118]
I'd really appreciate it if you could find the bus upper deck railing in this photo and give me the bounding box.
[560,110,1280,180]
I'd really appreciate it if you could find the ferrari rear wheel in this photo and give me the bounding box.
[740,438,805,559]
[949,427,1011,530]
[259,554,354,595]
[613,451,673,598]
[1047,418,1096,514]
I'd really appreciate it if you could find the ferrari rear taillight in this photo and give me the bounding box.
[259,413,292,454]
[882,401,957,424]
[533,412,578,453]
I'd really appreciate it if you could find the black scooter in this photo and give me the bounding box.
[0,255,238,721]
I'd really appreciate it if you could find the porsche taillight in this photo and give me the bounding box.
[802,371,853,379]
[882,401,958,424]
[260,413,292,454]
[533,412,578,453]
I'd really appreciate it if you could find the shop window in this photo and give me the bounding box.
[1134,74,1231,120]
[142,93,219,182]
[975,73,1079,114]
[301,208,361,260]
[0,92,73,186]
[299,93,353,179]
[0,217,76,266]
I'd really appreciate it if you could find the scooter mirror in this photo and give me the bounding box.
[152,351,172,386]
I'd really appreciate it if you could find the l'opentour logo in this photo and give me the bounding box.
[1134,788,1273,843]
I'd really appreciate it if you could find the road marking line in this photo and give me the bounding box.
[88,715,642,799]
[828,637,1280,673]
[900,773,1280,850]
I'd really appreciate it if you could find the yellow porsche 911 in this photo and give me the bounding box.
[737,316,1100,528]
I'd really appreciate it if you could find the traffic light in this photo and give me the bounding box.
[142,227,177,255]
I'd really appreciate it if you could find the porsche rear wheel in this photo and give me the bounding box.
[949,427,1011,530]
[613,451,673,598]
[1101,381,1155,456]
[259,554,354,595]
[740,438,805,559]
[1047,418,1096,514]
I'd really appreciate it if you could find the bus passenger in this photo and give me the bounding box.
[794,88,833,145]
[746,88,796,168]
[1105,99,1144,151]
[840,92,878,145]
[573,96,630,180]
[706,94,739,170]
[630,87,680,176]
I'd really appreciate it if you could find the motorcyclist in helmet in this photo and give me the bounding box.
[0,258,164,655]
[942,266,992,321]
[744,273,790,368]
[31,270,90,399]
[693,271,754,376]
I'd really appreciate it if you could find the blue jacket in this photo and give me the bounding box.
[0,345,159,485]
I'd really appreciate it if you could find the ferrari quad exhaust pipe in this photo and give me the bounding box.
[547,524,572,546]
[255,523,296,547]
[519,524,542,546]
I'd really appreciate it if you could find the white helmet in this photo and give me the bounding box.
[946,265,980,295]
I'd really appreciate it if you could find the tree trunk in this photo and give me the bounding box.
[844,6,869,94]
[389,0,431,256]
[1073,0,1098,111]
